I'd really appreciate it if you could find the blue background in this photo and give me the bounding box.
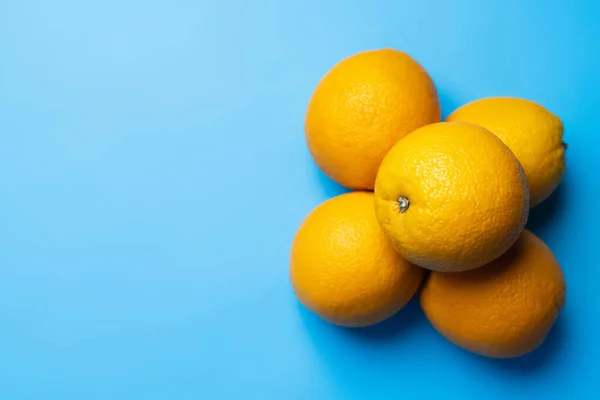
[0,0,598,398]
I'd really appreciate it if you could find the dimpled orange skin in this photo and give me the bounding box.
[374,122,530,272]
[305,49,440,190]
[420,230,566,358]
[290,192,425,327]
[447,97,566,206]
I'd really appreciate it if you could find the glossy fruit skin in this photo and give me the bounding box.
[374,122,529,272]
[290,192,425,327]
[420,230,566,358]
[305,48,440,190]
[447,97,566,206]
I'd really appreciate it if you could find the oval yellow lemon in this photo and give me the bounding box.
[447,97,566,206]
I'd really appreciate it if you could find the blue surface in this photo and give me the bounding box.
[0,0,599,398]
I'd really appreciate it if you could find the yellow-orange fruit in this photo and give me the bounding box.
[420,230,566,358]
[447,97,566,206]
[305,49,440,190]
[290,192,425,327]
[375,122,529,272]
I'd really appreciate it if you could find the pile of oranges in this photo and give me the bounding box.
[290,49,566,358]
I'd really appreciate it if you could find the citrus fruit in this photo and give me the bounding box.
[420,230,566,358]
[290,192,425,327]
[446,97,566,206]
[374,122,529,272]
[305,48,440,190]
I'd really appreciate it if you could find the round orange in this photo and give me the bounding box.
[290,192,425,327]
[374,122,529,272]
[420,230,566,358]
[447,97,566,206]
[305,48,440,190]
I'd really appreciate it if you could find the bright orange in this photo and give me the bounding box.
[374,122,529,272]
[447,97,566,206]
[290,192,425,327]
[420,230,566,358]
[305,48,440,190]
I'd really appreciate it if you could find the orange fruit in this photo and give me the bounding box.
[305,48,440,190]
[447,97,566,206]
[420,230,566,358]
[290,192,425,327]
[374,122,529,272]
